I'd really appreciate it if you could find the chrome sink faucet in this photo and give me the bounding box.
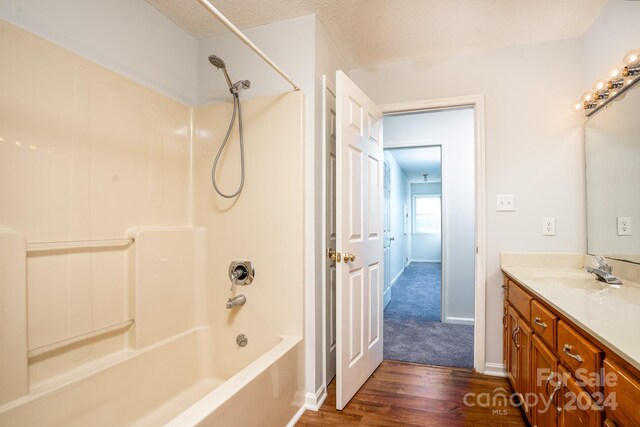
[586,256,622,287]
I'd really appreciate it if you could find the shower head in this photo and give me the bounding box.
[208,55,226,70]
[208,54,234,94]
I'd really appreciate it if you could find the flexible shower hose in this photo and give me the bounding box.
[211,93,245,198]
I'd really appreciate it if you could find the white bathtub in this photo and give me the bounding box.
[0,328,303,426]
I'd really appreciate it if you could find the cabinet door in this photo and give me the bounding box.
[558,366,602,427]
[517,318,533,422]
[532,335,559,427]
[503,300,510,372]
[507,305,519,390]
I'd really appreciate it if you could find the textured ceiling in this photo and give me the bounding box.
[389,147,442,183]
[145,0,607,67]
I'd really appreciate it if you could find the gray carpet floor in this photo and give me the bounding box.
[384,262,474,368]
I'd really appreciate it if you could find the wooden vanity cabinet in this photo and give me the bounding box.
[603,358,640,426]
[503,299,510,373]
[507,306,519,389]
[505,304,533,421]
[557,365,602,427]
[502,276,628,427]
[531,334,559,427]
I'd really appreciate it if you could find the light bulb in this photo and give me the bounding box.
[582,91,593,102]
[623,49,640,66]
[608,66,622,79]
[593,79,606,91]
[573,101,583,111]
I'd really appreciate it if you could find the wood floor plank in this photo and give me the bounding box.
[296,361,527,426]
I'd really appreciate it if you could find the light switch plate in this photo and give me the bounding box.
[618,217,632,236]
[496,194,514,212]
[543,218,556,236]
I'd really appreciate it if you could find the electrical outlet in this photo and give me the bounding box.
[618,217,632,236]
[543,218,556,236]
[496,194,514,212]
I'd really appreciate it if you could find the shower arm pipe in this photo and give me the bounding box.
[195,0,300,91]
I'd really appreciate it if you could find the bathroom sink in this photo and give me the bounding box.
[528,271,604,290]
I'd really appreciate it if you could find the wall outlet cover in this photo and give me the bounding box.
[496,194,514,212]
[617,217,632,236]
[543,217,556,236]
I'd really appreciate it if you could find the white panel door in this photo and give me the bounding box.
[383,162,392,308]
[324,82,337,384]
[335,70,383,410]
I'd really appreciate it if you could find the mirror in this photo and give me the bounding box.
[585,80,640,264]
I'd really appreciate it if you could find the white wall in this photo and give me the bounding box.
[196,15,315,106]
[352,38,587,367]
[581,0,640,88]
[385,109,475,322]
[411,183,442,262]
[0,0,198,105]
[384,152,411,282]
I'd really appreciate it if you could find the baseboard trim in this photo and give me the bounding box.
[484,362,507,377]
[286,404,307,427]
[304,385,327,411]
[445,316,474,326]
[391,267,405,287]
[410,259,442,263]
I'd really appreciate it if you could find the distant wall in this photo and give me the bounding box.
[384,152,411,282]
[411,183,442,262]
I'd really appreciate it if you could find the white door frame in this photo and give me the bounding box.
[321,92,487,397]
[321,75,336,397]
[379,94,486,374]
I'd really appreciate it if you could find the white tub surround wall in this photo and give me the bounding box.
[193,92,305,380]
[501,252,640,372]
[0,20,306,426]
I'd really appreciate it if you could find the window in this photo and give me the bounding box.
[414,195,441,234]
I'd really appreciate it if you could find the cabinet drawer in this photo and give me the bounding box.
[531,300,557,349]
[603,358,640,426]
[557,321,603,394]
[507,280,533,320]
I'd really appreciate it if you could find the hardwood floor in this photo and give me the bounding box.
[296,360,527,426]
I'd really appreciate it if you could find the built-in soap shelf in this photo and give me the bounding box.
[26,238,135,253]
[28,319,135,359]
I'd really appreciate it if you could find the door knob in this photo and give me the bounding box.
[327,248,341,263]
[344,252,356,263]
[389,237,395,241]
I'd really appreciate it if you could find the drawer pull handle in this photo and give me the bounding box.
[562,344,583,362]
[501,284,508,290]
[534,317,547,328]
[544,373,562,404]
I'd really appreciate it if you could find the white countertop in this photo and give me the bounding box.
[502,266,640,371]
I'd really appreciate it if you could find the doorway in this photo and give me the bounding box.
[321,72,486,410]
[382,114,475,366]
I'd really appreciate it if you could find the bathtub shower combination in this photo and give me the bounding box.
[0,16,305,427]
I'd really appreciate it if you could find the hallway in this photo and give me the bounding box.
[384,262,474,368]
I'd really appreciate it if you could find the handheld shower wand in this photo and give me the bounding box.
[208,55,251,198]
[208,55,251,95]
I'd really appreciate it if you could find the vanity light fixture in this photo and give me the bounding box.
[573,48,640,116]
